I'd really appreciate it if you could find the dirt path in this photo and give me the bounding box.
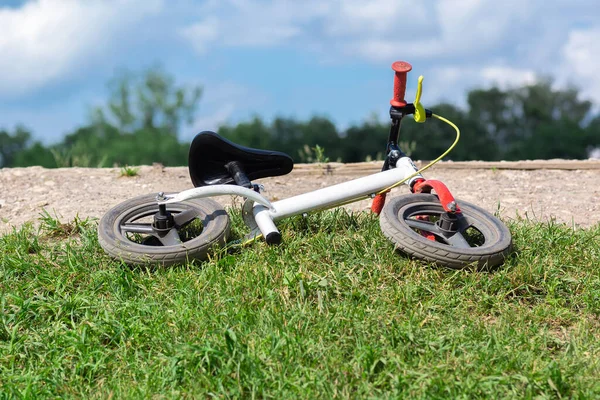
[1,160,599,235]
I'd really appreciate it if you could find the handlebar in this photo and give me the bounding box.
[390,61,412,107]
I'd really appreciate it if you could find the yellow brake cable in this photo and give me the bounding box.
[376,75,461,195]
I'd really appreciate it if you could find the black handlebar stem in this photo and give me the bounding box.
[389,103,415,120]
[387,103,415,147]
[383,104,433,171]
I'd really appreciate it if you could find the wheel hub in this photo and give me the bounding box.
[435,212,459,234]
[153,204,175,231]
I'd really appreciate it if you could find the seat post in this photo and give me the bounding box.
[225,161,253,188]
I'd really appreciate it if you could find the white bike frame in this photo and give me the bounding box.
[160,156,423,241]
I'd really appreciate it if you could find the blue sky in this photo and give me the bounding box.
[1,0,599,144]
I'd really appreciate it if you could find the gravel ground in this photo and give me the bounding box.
[1,161,599,235]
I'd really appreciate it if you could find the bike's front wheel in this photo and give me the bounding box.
[98,194,230,266]
[380,194,512,269]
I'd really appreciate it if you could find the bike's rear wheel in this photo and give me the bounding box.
[98,194,230,266]
[380,193,512,269]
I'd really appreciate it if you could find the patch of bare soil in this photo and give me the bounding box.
[1,160,599,235]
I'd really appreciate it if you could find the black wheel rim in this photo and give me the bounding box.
[398,202,498,250]
[116,203,204,247]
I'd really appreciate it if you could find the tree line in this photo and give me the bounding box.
[1,68,598,169]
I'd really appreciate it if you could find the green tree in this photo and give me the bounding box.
[0,126,32,168]
[584,116,600,157]
[4,72,598,167]
[402,104,499,161]
[50,67,202,167]
[98,66,202,133]
[298,117,342,161]
[218,117,273,150]
[11,142,56,168]
[342,115,389,162]
[467,87,515,150]
[218,116,343,162]
[468,80,596,159]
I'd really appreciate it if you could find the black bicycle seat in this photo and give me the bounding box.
[188,131,294,187]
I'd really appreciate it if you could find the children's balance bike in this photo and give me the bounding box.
[98,61,513,269]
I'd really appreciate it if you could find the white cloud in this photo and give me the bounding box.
[178,0,537,63]
[178,0,328,51]
[179,17,220,54]
[422,65,537,108]
[432,0,534,54]
[338,0,539,61]
[187,81,267,140]
[324,0,427,36]
[178,0,600,110]
[480,67,537,89]
[0,0,163,95]
[179,0,433,60]
[561,27,600,104]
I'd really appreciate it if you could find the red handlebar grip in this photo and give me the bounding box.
[390,61,412,107]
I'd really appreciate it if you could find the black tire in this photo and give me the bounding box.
[98,194,230,266]
[380,194,512,269]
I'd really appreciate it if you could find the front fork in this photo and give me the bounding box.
[371,105,460,215]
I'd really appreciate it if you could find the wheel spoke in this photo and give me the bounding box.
[443,232,472,249]
[121,223,154,234]
[405,218,439,232]
[457,214,476,230]
[173,209,200,227]
[157,228,183,246]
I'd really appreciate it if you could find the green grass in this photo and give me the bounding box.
[119,165,140,177]
[1,210,599,398]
